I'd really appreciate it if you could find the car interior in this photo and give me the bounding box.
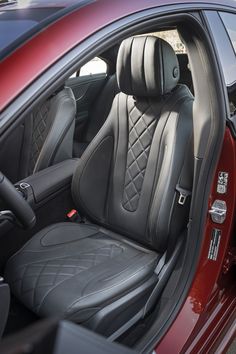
[0,18,225,353]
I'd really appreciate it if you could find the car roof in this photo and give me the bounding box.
[1,0,236,10]
[0,0,85,9]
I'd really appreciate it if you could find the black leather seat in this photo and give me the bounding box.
[73,74,119,157]
[5,36,193,333]
[20,87,76,179]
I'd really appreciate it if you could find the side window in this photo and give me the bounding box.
[220,12,236,116]
[70,57,107,78]
[146,29,186,54]
[143,30,193,93]
[220,12,236,54]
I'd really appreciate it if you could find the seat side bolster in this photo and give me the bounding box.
[148,95,194,252]
[71,95,118,223]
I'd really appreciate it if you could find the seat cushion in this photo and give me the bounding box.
[5,222,158,323]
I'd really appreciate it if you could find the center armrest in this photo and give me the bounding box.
[16,159,79,205]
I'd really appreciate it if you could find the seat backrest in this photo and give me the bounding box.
[20,87,76,178]
[73,74,119,157]
[84,74,119,143]
[72,36,193,253]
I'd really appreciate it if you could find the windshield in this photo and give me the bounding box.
[0,0,90,60]
[0,7,63,59]
[0,8,63,52]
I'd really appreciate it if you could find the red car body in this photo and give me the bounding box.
[0,0,236,353]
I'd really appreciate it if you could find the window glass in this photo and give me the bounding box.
[220,12,236,54]
[220,12,236,116]
[69,57,107,78]
[0,20,36,51]
[80,57,107,76]
[144,29,186,54]
[0,8,61,57]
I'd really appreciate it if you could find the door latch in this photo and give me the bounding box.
[209,200,227,224]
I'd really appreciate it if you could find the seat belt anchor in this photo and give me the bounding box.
[176,185,192,205]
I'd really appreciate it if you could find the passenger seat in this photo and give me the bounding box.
[6,36,194,334]
[20,87,76,179]
[74,54,194,158]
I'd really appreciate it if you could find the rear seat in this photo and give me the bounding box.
[73,74,119,157]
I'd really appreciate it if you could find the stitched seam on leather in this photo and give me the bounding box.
[34,95,74,172]
[71,94,116,220]
[143,36,148,94]
[122,101,157,212]
[104,96,119,222]
[33,260,47,310]
[9,241,106,273]
[48,111,74,166]
[36,243,125,311]
[76,135,113,223]
[32,96,59,172]
[19,264,28,300]
[80,248,141,296]
[6,224,99,266]
[129,37,135,94]
[39,224,98,247]
[154,112,179,246]
[11,241,124,312]
[150,94,192,248]
[167,102,193,239]
[35,262,89,312]
[144,90,184,243]
[29,100,51,174]
[65,272,157,321]
[107,93,123,223]
[64,257,157,315]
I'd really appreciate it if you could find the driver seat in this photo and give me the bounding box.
[5,36,193,335]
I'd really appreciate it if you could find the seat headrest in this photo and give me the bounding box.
[117,36,180,97]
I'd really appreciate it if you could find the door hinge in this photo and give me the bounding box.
[223,248,236,274]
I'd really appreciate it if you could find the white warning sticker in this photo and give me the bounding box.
[217,172,228,194]
[208,229,221,261]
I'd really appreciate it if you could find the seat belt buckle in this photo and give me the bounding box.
[67,209,82,222]
[176,185,191,206]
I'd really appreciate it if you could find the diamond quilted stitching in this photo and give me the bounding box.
[11,244,124,313]
[123,101,157,211]
[28,100,51,174]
